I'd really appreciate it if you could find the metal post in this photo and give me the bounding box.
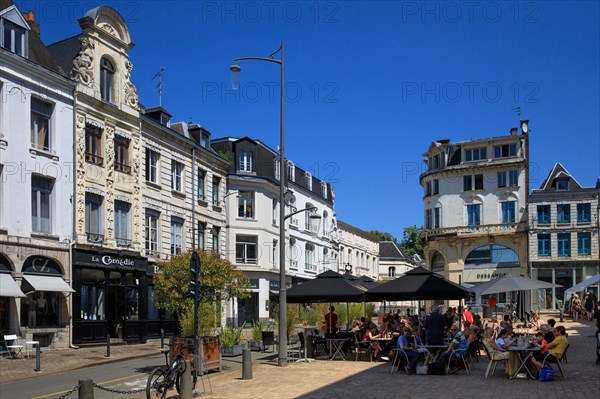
[105,334,110,358]
[160,329,165,349]
[79,378,94,399]
[179,360,193,399]
[242,348,252,380]
[277,41,287,368]
[35,343,40,372]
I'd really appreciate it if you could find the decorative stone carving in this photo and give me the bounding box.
[71,36,95,87]
[123,61,139,109]
[132,135,141,245]
[75,114,87,236]
[100,23,117,37]
[105,127,115,239]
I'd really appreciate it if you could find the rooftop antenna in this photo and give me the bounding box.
[513,106,522,118]
[152,67,166,106]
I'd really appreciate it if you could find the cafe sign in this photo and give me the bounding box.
[74,249,147,271]
[462,267,522,283]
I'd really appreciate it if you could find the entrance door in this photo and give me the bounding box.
[237,293,258,327]
[107,285,125,338]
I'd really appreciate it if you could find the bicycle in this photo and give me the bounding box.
[146,341,197,399]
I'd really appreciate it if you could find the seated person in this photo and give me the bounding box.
[397,327,421,374]
[530,325,569,374]
[440,323,469,373]
[540,324,555,344]
[531,312,546,329]
[363,322,383,359]
[531,331,548,362]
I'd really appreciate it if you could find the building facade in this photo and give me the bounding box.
[528,163,600,309]
[377,241,415,281]
[211,137,337,326]
[420,123,530,306]
[337,220,379,280]
[0,2,76,348]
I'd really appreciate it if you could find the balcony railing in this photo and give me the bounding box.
[86,232,104,243]
[236,257,257,264]
[423,222,526,240]
[85,152,103,166]
[116,238,132,247]
[114,162,132,174]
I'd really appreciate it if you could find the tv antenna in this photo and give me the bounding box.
[152,67,166,106]
[512,106,522,118]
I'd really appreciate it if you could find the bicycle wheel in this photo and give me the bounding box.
[146,367,168,399]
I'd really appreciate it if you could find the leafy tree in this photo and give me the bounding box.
[153,250,248,335]
[400,225,424,258]
[367,230,397,243]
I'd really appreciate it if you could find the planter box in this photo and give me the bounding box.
[221,343,245,357]
[248,340,262,351]
[172,336,221,374]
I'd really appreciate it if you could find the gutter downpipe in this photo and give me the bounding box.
[70,86,79,349]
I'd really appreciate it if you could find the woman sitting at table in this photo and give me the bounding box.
[363,322,384,359]
[531,312,546,330]
[482,327,516,376]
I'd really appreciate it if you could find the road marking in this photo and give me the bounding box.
[31,373,147,399]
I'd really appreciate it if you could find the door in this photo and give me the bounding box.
[107,285,125,338]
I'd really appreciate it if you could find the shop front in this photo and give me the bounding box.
[73,248,154,344]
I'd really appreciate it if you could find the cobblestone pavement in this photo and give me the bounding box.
[2,314,599,399]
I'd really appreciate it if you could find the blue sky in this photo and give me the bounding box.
[19,1,600,241]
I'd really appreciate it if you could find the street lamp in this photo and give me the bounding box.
[230,42,289,366]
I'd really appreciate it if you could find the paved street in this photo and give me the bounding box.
[1,314,599,399]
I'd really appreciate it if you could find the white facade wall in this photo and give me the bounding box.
[337,222,379,279]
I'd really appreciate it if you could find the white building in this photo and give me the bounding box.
[420,122,530,307]
[337,220,379,279]
[211,137,337,326]
[0,3,75,348]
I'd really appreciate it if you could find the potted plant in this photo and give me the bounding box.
[248,321,264,351]
[220,324,245,357]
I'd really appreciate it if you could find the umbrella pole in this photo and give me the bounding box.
[346,302,350,331]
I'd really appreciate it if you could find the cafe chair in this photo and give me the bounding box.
[390,347,410,374]
[482,343,502,378]
[449,349,471,375]
[543,344,569,381]
[287,333,303,360]
[353,333,372,362]
[3,335,24,359]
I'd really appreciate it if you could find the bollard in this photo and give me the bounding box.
[79,378,94,399]
[105,334,110,358]
[242,348,252,380]
[179,360,193,399]
[35,343,40,372]
[160,329,165,349]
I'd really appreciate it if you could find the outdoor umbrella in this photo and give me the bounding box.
[565,274,600,293]
[470,275,560,296]
[365,266,470,301]
[357,275,379,290]
[286,270,367,303]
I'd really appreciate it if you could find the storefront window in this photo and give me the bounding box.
[148,285,159,320]
[79,269,105,321]
[21,292,60,327]
[124,273,139,320]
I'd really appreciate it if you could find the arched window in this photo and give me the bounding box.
[100,57,115,102]
[464,245,519,269]
[431,252,445,272]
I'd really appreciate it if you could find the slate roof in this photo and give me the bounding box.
[337,220,379,242]
[379,241,410,260]
[46,35,80,77]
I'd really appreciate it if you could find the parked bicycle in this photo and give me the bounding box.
[146,341,197,399]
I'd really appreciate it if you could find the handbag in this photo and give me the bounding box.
[416,365,428,375]
[539,364,554,381]
[428,361,446,375]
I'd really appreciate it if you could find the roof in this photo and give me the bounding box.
[379,241,409,260]
[538,162,585,191]
[46,35,80,76]
[337,220,379,242]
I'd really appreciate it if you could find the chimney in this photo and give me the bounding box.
[510,127,518,136]
[23,11,40,35]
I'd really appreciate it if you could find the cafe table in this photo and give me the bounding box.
[327,337,348,360]
[418,344,449,363]
[507,345,540,379]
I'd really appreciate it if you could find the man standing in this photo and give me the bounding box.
[424,305,446,344]
[323,306,338,335]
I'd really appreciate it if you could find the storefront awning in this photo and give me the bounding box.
[22,275,75,293]
[0,274,26,297]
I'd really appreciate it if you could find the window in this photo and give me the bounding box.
[287,161,295,182]
[78,269,105,322]
[557,204,570,223]
[145,210,159,255]
[537,205,551,224]
[239,151,253,173]
[145,148,159,183]
[31,175,53,233]
[305,172,312,190]
[474,174,483,190]
[31,98,52,151]
[170,218,183,256]
[274,158,280,181]
[171,160,183,191]
[493,143,517,158]
[537,234,551,256]
[467,204,481,226]
[305,206,318,233]
[555,178,569,192]
[577,232,591,255]
[237,191,254,218]
[212,177,220,205]
[465,147,487,161]
[463,176,472,191]
[464,174,483,191]
[235,235,258,264]
[85,193,103,242]
[425,181,432,196]
[388,267,396,278]
[114,201,131,246]
[433,179,439,195]
[197,221,205,250]
[429,153,444,170]
[425,209,432,229]
[501,201,516,224]
[431,252,445,272]
[272,198,277,224]
[85,126,103,165]
[321,181,328,199]
[509,170,518,186]
[200,132,210,148]
[557,233,571,257]
[464,245,519,268]
[434,207,441,228]
[100,57,114,102]
[197,169,205,200]
[114,136,130,173]
[2,19,25,56]
[211,226,220,252]
[305,243,316,272]
[577,203,591,223]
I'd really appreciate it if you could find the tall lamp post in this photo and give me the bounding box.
[230,42,288,366]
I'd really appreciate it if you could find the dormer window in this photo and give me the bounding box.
[100,57,115,102]
[1,19,26,56]
[160,114,169,126]
[200,132,210,148]
[555,178,569,192]
[305,172,312,190]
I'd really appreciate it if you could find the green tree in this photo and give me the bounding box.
[153,250,248,335]
[367,230,397,243]
[400,225,424,258]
